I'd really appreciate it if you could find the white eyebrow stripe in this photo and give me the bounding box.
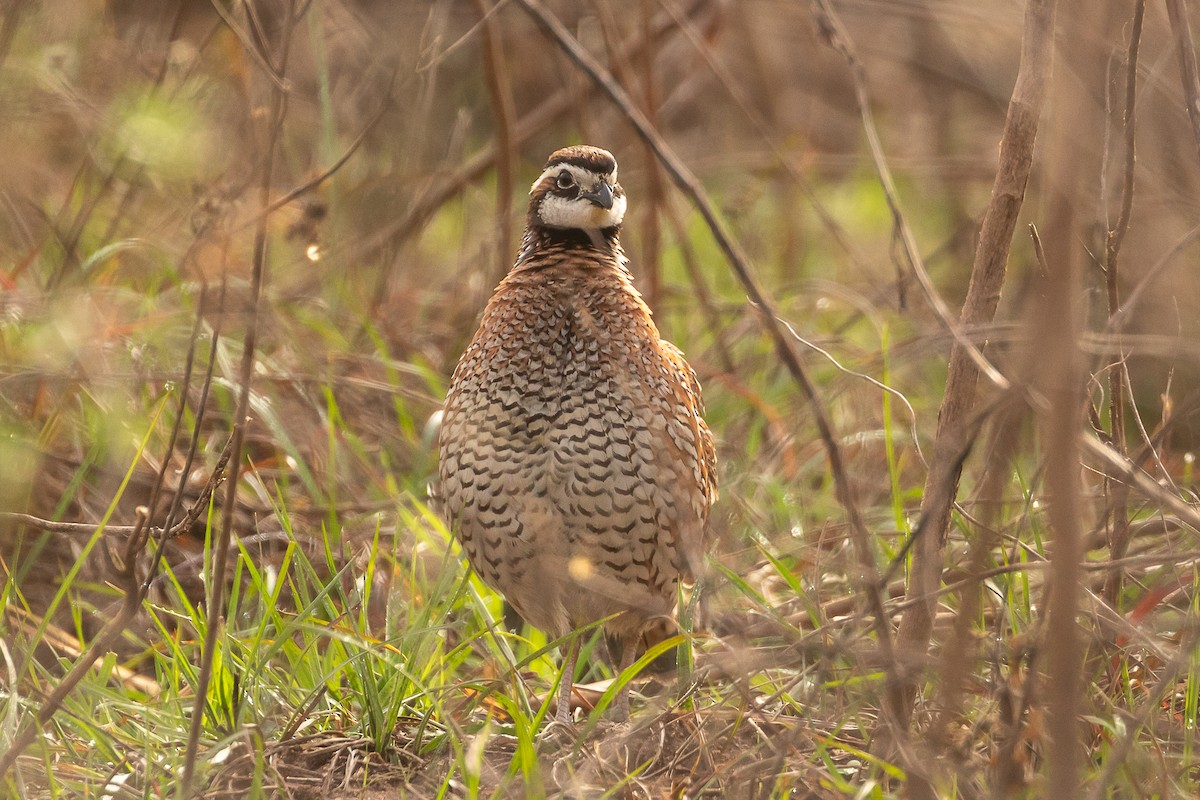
[528,163,609,194]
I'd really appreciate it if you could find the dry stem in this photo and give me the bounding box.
[1101,0,1145,608]
[890,0,1059,731]
[512,0,902,736]
[1166,0,1200,161]
[473,0,518,283]
[180,1,298,793]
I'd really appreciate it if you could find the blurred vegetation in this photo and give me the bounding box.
[1,0,1199,797]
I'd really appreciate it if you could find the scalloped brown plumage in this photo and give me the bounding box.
[436,146,716,724]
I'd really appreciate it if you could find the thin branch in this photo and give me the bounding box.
[890,0,1058,731]
[473,0,518,283]
[809,0,1009,391]
[358,0,708,319]
[1165,0,1200,162]
[180,1,298,794]
[0,510,154,776]
[1102,0,1145,608]
[0,435,233,545]
[142,282,227,592]
[253,70,398,225]
[512,0,901,729]
[1080,432,1200,533]
[1036,0,1113,783]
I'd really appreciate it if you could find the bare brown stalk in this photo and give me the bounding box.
[1037,2,1109,789]
[512,0,903,733]
[593,2,662,307]
[636,0,664,311]
[473,0,518,283]
[931,397,1024,762]
[0,509,152,775]
[808,0,1008,391]
[360,0,708,317]
[1102,0,1145,609]
[889,0,1058,732]
[179,1,299,794]
[1165,0,1200,161]
[658,0,866,273]
[0,286,224,778]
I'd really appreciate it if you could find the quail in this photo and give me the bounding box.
[437,145,717,724]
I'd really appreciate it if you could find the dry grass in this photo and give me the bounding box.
[2,0,1200,797]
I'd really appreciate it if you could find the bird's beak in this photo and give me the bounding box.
[581,181,614,210]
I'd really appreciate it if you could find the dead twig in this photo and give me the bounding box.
[181,1,299,793]
[142,282,228,592]
[473,0,518,283]
[1035,1,1128,787]
[808,0,1008,391]
[0,509,153,775]
[0,436,233,542]
[889,0,1058,733]
[1102,0,1145,609]
[359,0,709,319]
[512,0,901,734]
[1165,0,1200,162]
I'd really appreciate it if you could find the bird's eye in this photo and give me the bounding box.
[556,171,575,190]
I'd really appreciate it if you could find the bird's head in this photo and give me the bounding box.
[527,145,626,233]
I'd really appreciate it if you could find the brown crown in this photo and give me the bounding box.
[544,145,617,175]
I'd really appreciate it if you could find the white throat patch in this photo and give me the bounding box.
[537,192,627,230]
[531,163,626,231]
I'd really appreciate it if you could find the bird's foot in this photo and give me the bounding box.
[537,715,579,750]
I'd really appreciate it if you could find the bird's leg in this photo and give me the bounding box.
[555,635,580,724]
[611,635,636,722]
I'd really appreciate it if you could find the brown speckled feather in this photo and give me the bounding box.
[436,146,715,718]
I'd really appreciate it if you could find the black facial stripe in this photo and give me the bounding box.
[545,154,616,174]
[539,176,580,199]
